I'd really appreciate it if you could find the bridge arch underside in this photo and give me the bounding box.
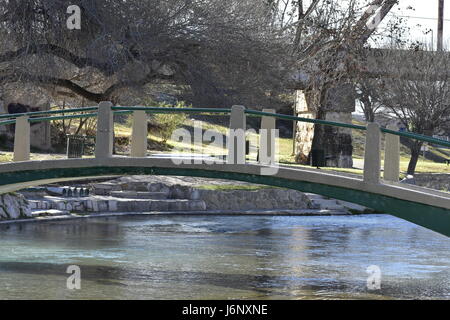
[0,159,449,237]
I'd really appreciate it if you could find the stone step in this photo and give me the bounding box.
[114,199,206,212]
[303,193,327,200]
[109,191,168,199]
[29,200,52,210]
[29,198,206,213]
[304,193,371,214]
[31,209,70,217]
[91,183,122,195]
[336,200,372,213]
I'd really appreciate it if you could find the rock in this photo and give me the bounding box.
[147,183,171,196]
[169,185,199,200]
[189,200,207,211]
[32,209,70,217]
[108,200,118,211]
[110,191,168,199]
[0,193,31,220]
[150,201,169,211]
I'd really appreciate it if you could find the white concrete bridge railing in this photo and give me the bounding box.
[2,101,450,236]
[10,101,405,184]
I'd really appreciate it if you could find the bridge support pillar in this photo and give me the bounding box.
[13,116,30,162]
[95,101,114,159]
[364,122,381,184]
[228,105,246,164]
[384,123,400,182]
[131,110,148,157]
[259,109,276,165]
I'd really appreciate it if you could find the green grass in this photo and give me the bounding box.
[0,153,12,162]
[1,116,448,176]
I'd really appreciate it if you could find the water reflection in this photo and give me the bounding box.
[0,214,448,299]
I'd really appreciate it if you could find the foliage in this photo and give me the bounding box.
[0,133,9,149]
[358,46,450,174]
[149,102,190,143]
[0,0,291,108]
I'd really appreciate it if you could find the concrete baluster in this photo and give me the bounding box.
[363,122,381,184]
[131,110,148,157]
[13,116,30,162]
[384,123,400,182]
[95,101,114,159]
[228,105,246,164]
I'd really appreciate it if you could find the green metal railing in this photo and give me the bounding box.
[244,109,368,131]
[111,106,233,114]
[0,106,98,120]
[381,127,450,148]
[0,105,449,149]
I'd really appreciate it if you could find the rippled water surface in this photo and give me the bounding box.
[0,214,449,299]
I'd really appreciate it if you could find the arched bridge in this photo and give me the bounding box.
[0,103,449,237]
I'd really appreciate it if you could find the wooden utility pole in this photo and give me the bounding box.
[438,0,445,51]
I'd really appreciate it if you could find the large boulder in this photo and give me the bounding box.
[0,193,31,220]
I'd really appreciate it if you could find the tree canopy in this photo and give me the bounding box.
[0,0,291,107]
[0,0,400,108]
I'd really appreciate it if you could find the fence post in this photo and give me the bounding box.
[259,109,276,165]
[228,105,246,164]
[384,123,400,182]
[95,101,114,159]
[363,122,381,184]
[13,116,30,162]
[131,110,148,157]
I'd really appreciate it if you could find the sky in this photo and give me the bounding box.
[378,0,450,48]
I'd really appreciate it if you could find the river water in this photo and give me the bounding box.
[0,214,448,300]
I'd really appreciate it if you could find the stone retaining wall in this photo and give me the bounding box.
[198,188,312,211]
[30,198,206,213]
[410,174,449,192]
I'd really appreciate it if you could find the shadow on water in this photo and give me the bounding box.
[0,260,364,298]
[0,260,448,299]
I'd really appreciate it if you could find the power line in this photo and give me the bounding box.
[388,14,450,22]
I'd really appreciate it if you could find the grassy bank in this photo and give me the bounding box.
[1,115,448,176]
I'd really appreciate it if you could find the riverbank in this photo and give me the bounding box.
[0,175,376,224]
[0,208,362,226]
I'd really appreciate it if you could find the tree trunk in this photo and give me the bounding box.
[365,109,375,123]
[407,142,422,175]
[310,84,355,168]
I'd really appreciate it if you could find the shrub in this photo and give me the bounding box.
[149,101,190,143]
[0,133,9,149]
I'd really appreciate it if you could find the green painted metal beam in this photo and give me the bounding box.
[0,166,448,237]
[245,109,450,148]
[1,104,448,148]
[0,107,98,120]
[112,106,232,114]
[245,109,368,131]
